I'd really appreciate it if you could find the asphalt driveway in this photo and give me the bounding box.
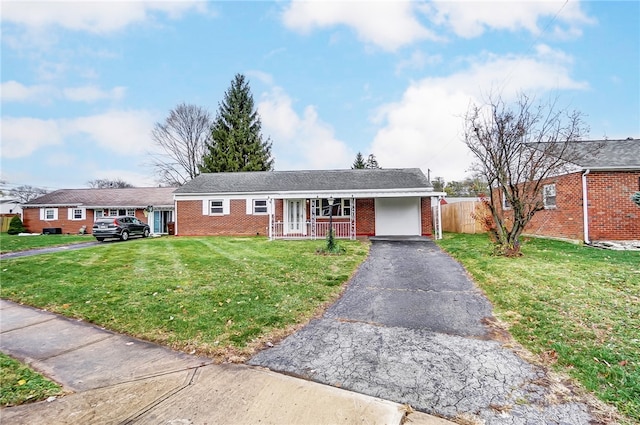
[249,239,596,424]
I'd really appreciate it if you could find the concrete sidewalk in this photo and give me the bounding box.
[0,299,453,424]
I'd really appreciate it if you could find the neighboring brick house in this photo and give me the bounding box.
[501,138,639,243]
[173,169,446,239]
[22,187,175,235]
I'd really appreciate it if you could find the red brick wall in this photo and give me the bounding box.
[22,207,149,234]
[524,172,585,240]
[176,196,436,238]
[356,198,375,236]
[496,170,640,242]
[176,199,269,236]
[586,171,640,241]
[421,197,434,236]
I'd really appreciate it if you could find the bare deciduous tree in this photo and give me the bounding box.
[87,178,133,189]
[9,185,49,203]
[464,93,595,256]
[150,103,212,186]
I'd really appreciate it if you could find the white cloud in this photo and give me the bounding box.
[2,81,127,104]
[0,81,56,103]
[258,87,354,170]
[1,109,155,159]
[0,117,64,158]
[1,1,209,34]
[63,85,126,102]
[426,0,594,38]
[68,110,156,154]
[371,48,589,182]
[282,1,437,51]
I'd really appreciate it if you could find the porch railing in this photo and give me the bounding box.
[270,221,353,240]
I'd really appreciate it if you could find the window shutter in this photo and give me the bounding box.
[40,208,45,220]
[223,199,230,215]
[53,208,58,220]
[246,198,253,215]
[68,208,73,220]
[202,199,209,215]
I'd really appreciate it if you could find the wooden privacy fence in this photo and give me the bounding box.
[440,201,487,234]
[0,215,18,233]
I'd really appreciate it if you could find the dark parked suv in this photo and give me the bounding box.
[93,216,150,242]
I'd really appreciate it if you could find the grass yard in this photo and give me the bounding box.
[437,233,640,422]
[0,233,93,254]
[0,236,368,361]
[0,353,64,407]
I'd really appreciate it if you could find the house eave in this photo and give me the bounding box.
[580,166,640,172]
[174,188,445,201]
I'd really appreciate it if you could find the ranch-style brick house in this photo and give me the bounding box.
[513,138,639,243]
[22,187,175,235]
[173,168,446,239]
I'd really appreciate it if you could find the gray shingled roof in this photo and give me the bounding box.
[569,138,639,168]
[25,187,176,207]
[537,138,640,169]
[174,168,432,194]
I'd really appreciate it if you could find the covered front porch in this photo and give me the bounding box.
[268,197,356,240]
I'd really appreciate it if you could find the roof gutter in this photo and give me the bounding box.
[582,169,590,245]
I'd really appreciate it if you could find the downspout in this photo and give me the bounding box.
[173,199,178,236]
[582,169,590,244]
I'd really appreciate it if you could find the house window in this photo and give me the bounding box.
[126,209,135,217]
[210,200,224,215]
[72,208,83,220]
[108,209,118,217]
[543,184,557,209]
[253,199,268,214]
[45,209,56,220]
[95,210,104,219]
[502,191,511,210]
[315,198,351,217]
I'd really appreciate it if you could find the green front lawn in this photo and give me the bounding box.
[0,237,368,360]
[0,353,63,407]
[437,233,640,422]
[0,233,94,254]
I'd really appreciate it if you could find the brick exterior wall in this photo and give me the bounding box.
[22,207,149,235]
[176,199,269,236]
[175,196,435,238]
[524,172,585,240]
[585,171,640,241]
[421,197,434,236]
[356,198,375,236]
[494,170,640,242]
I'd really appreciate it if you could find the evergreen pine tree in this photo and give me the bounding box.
[7,215,26,235]
[200,74,274,173]
[352,152,366,169]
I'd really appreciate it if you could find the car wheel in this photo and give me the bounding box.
[143,228,150,238]
[96,237,104,242]
[120,231,129,241]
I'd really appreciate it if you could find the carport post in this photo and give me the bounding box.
[436,196,443,240]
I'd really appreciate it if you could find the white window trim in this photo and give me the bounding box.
[543,184,557,209]
[68,207,86,221]
[203,198,230,216]
[40,207,58,221]
[502,192,512,210]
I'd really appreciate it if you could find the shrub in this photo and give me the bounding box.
[7,216,26,235]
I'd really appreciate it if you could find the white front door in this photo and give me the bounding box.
[286,199,306,235]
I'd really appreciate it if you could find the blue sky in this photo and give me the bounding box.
[1,0,638,190]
